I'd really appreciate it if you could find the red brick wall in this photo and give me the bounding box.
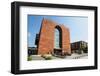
[38,19,71,55]
[60,25,71,54]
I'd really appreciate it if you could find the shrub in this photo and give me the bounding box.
[28,55,32,61]
[45,56,52,60]
[41,54,52,60]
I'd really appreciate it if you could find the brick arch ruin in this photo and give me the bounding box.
[37,19,71,55]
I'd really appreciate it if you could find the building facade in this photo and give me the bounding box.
[35,19,71,55]
[71,41,88,54]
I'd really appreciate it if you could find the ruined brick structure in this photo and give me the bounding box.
[36,19,71,55]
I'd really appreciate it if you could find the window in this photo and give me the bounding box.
[54,28,60,48]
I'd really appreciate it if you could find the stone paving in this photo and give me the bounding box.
[31,55,45,60]
[30,53,88,61]
[65,53,88,59]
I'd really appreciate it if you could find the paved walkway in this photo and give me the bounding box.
[30,53,88,60]
[31,55,45,60]
[65,53,88,59]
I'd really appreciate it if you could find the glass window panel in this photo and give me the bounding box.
[54,28,60,48]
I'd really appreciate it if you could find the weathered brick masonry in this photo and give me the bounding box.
[37,19,71,55]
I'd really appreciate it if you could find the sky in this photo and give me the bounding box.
[28,15,88,47]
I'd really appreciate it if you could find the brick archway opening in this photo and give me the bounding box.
[37,19,71,56]
[53,25,62,56]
